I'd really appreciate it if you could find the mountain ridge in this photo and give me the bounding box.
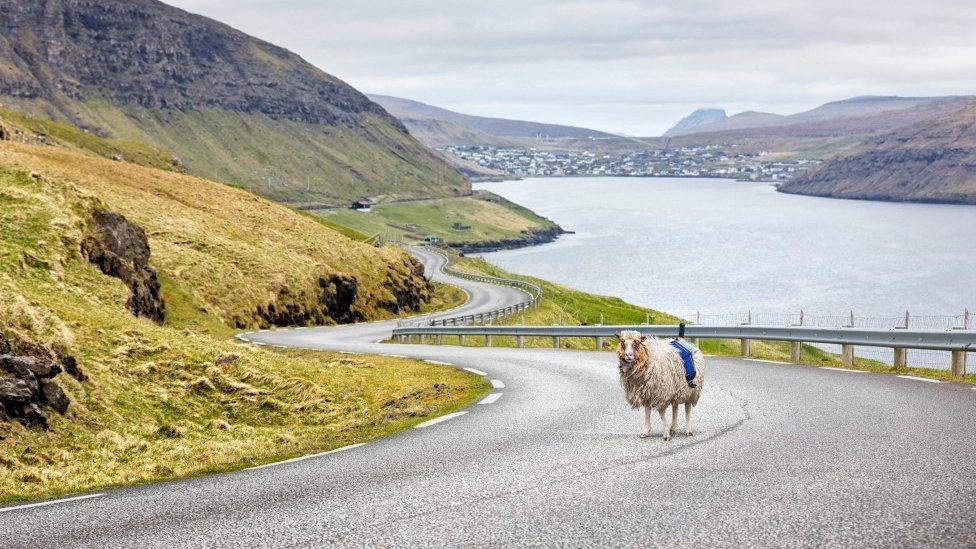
[368,94,616,147]
[0,0,467,205]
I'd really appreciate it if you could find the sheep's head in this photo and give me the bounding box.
[616,330,647,376]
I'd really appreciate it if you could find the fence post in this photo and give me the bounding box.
[740,310,752,358]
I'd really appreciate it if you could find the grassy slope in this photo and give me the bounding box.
[321,193,559,245]
[2,97,470,207]
[444,257,973,382]
[0,143,487,502]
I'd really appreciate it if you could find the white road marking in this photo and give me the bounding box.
[479,393,503,405]
[245,443,366,471]
[821,367,865,373]
[749,359,792,365]
[425,360,453,366]
[0,493,105,513]
[414,411,467,428]
[463,367,487,376]
[897,375,941,383]
[490,379,506,389]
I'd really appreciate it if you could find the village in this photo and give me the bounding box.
[442,144,821,181]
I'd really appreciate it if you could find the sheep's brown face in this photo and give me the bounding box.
[616,331,647,374]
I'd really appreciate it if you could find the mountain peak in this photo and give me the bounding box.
[663,108,727,137]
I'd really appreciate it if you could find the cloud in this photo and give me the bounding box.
[166,0,976,134]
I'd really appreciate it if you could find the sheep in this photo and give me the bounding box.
[615,330,705,440]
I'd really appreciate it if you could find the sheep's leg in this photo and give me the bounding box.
[684,402,694,436]
[669,403,679,436]
[640,406,652,438]
[658,407,671,441]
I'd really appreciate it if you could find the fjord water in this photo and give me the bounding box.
[475,177,976,321]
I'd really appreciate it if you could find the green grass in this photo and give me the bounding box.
[0,143,488,502]
[0,107,178,172]
[320,193,559,246]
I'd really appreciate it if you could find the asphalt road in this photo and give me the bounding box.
[2,246,975,547]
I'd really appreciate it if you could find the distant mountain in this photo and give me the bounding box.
[779,103,976,204]
[663,108,727,136]
[0,0,466,206]
[664,96,976,139]
[369,94,615,147]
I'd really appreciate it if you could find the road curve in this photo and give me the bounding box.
[2,246,975,547]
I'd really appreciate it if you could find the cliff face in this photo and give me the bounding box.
[779,104,976,205]
[0,0,468,205]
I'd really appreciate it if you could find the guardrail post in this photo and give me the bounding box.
[893,347,906,368]
[740,310,752,358]
[553,336,560,348]
[596,336,604,350]
[951,351,967,377]
[790,341,802,363]
[842,344,854,367]
[436,334,443,345]
[485,334,492,347]
[517,335,525,348]
[459,334,466,346]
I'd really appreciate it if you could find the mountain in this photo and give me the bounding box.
[778,104,976,204]
[664,96,976,139]
[663,108,727,136]
[0,0,467,206]
[368,94,616,147]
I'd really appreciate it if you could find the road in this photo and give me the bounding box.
[2,246,975,547]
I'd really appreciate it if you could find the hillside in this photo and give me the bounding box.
[368,94,615,147]
[778,104,976,204]
[0,0,468,206]
[0,137,486,501]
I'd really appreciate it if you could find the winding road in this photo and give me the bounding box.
[2,246,975,547]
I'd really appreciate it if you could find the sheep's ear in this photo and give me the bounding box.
[640,335,647,342]
[615,331,623,340]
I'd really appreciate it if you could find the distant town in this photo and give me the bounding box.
[441,144,821,181]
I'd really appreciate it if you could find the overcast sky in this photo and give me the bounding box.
[168,0,976,135]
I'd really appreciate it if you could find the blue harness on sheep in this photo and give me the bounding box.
[670,324,698,388]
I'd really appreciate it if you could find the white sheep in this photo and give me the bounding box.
[615,330,705,440]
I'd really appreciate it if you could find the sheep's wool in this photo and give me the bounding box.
[617,331,704,411]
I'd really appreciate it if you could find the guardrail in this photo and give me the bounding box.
[391,323,975,377]
[400,248,541,328]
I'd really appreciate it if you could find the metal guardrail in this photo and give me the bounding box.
[391,323,974,376]
[400,248,541,328]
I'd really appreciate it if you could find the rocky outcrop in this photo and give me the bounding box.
[81,211,165,323]
[0,353,70,428]
[449,225,569,254]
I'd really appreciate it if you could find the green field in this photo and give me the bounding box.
[320,192,560,246]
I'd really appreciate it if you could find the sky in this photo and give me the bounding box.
[167,0,976,136]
